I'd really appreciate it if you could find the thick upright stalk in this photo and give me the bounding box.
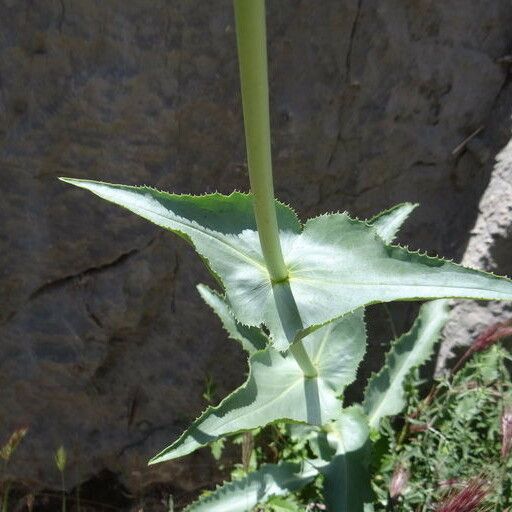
[290,340,317,378]
[234,0,316,378]
[233,0,288,283]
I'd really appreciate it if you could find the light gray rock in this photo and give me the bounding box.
[437,127,512,373]
[1,0,512,497]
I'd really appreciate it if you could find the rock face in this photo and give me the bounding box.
[1,0,512,497]
[437,113,512,372]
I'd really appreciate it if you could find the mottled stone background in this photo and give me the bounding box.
[1,0,511,501]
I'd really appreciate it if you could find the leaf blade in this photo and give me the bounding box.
[184,462,317,512]
[60,178,301,235]
[320,407,373,512]
[363,299,449,429]
[197,284,267,354]
[367,202,418,243]
[271,214,512,347]
[62,179,512,351]
[150,311,366,463]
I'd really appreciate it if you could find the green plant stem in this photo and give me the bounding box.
[1,482,10,512]
[1,459,9,512]
[289,341,317,378]
[61,472,66,512]
[233,0,288,283]
[234,0,316,377]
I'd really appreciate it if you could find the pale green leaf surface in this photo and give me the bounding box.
[60,179,301,235]
[61,179,512,351]
[368,202,418,243]
[269,214,512,348]
[319,406,373,512]
[149,311,366,463]
[363,299,450,429]
[183,408,373,512]
[197,284,267,354]
[59,179,295,349]
[183,462,317,512]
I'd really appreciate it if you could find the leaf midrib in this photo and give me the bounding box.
[292,275,510,294]
[313,323,334,366]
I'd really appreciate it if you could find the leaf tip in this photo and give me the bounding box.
[58,176,93,188]
[58,176,76,184]
[147,453,166,466]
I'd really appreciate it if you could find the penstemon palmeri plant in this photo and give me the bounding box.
[60,1,512,510]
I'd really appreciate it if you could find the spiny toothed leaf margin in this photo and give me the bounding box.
[363,299,450,429]
[183,461,318,512]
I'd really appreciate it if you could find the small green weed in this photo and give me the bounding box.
[55,445,68,512]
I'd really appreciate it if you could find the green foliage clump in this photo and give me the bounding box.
[373,344,512,511]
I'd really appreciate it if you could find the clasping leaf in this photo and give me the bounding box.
[149,309,366,464]
[60,179,512,351]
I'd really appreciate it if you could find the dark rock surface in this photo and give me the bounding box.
[1,0,512,496]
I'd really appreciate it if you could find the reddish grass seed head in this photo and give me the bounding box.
[436,479,489,512]
[389,464,410,499]
[501,405,512,460]
[453,320,512,374]
[471,322,512,355]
